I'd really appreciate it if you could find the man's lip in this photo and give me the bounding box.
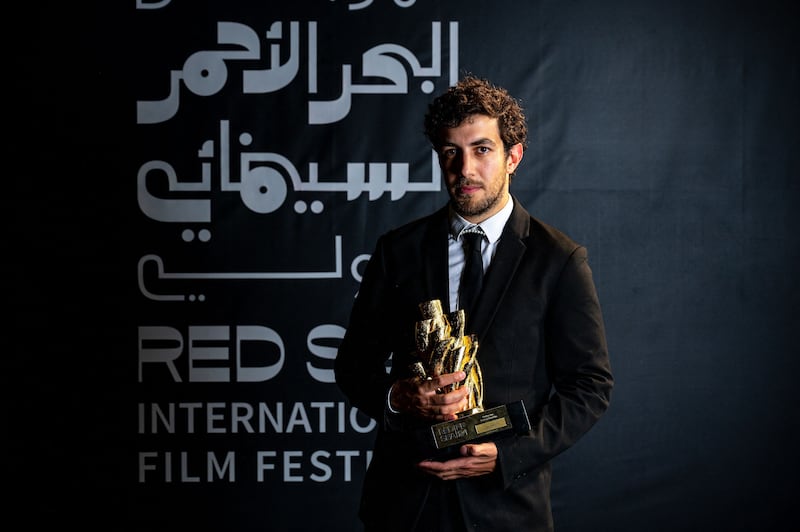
[459,185,481,194]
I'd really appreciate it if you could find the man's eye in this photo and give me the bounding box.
[442,148,457,157]
[476,146,490,154]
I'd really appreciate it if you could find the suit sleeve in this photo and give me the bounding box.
[495,246,614,488]
[334,236,398,422]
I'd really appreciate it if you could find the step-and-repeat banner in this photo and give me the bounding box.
[28,1,798,530]
[131,2,463,529]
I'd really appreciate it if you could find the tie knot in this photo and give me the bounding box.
[461,226,485,244]
[462,232,483,252]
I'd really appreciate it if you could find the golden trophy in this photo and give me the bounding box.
[412,299,530,459]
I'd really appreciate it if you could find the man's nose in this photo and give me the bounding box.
[457,152,475,176]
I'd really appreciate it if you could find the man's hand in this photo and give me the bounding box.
[390,371,468,421]
[416,442,498,480]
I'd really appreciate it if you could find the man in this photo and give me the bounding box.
[334,76,613,531]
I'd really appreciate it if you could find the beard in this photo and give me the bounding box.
[450,179,507,219]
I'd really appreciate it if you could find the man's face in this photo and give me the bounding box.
[437,114,523,223]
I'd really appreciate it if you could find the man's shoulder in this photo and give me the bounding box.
[381,205,448,243]
[513,203,584,256]
[529,216,580,248]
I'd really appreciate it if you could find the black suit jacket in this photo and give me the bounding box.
[335,198,613,532]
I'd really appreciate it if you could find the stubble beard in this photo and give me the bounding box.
[451,181,506,219]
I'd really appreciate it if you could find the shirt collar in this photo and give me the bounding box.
[449,195,514,244]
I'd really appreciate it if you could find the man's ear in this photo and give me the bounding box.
[507,143,524,174]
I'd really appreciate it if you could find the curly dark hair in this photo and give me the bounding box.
[423,75,528,153]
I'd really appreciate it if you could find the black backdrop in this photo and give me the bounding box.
[15,1,799,530]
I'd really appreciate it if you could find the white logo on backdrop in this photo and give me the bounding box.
[137,21,458,125]
[135,16,458,301]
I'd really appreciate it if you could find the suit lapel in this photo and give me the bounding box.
[420,206,452,311]
[471,200,531,338]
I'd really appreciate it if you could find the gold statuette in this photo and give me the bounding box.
[413,300,483,414]
[411,299,531,459]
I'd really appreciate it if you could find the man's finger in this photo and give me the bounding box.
[428,371,466,390]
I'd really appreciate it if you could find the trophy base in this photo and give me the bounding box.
[416,400,531,461]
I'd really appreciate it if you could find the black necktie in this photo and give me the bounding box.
[459,228,485,318]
